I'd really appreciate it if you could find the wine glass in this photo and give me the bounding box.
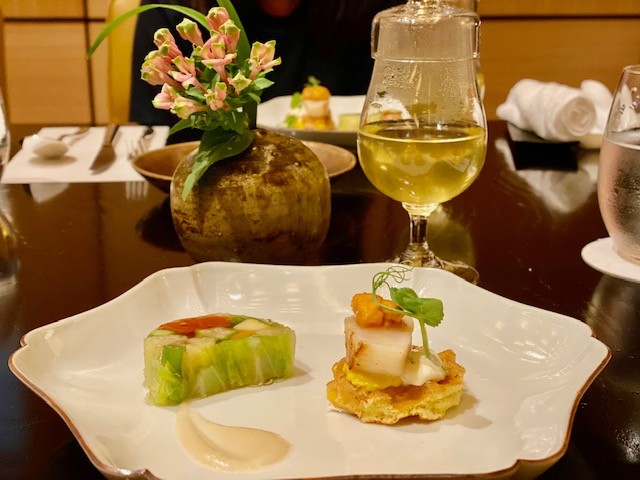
[357,0,487,283]
[598,65,640,264]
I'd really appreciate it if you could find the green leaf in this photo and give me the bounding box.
[285,114,297,127]
[370,265,444,358]
[253,77,274,90]
[305,75,321,87]
[389,288,444,327]
[168,118,194,136]
[290,92,303,109]
[247,92,261,104]
[182,128,254,200]
[87,4,208,57]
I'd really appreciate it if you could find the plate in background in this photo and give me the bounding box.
[132,140,355,193]
[257,95,365,147]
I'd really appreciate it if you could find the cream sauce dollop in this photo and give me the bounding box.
[175,405,290,471]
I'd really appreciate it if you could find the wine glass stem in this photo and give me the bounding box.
[402,202,441,266]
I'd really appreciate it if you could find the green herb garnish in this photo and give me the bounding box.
[371,266,444,357]
[305,75,321,87]
[290,91,303,109]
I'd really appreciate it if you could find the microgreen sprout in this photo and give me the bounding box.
[371,266,444,357]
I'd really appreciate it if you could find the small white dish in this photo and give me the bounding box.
[582,237,640,283]
[257,95,365,147]
[10,263,609,480]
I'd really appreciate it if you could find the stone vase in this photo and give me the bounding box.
[170,129,331,264]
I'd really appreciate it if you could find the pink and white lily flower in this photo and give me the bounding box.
[201,47,237,81]
[141,51,180,88]
[228,72,251,94]
[153,28,181,58]
[206,7,230,32]
[204,82,228,111]
[170,56,206,91]
[248,40,281,79]
[171,96,206,119]
[218,20,240,54]
[176,18,204,46]
[152,83,179,110]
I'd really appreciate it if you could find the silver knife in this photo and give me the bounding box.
[90,124,119,173]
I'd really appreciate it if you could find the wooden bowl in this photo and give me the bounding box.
[132,141,199,193]
[132,139,355,194]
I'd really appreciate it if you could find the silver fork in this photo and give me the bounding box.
[127,126,154,159]
[125,181,149,200]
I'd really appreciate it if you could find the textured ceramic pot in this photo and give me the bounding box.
[170,129,331,264]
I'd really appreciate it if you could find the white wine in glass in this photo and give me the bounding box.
[358,0,487,283]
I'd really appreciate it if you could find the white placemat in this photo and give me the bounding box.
[1,125,169,184]
[581,237,640,283]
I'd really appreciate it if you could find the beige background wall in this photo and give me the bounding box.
[1,0,639,125]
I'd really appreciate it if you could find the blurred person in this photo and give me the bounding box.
[129,0,402,141]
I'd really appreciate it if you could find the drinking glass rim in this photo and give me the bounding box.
[623,64,640,74]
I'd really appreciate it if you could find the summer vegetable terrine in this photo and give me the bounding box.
[144,314,296,405]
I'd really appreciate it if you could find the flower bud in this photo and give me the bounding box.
[206,7,230,33]
[219,20,241,54]
[172,96,206,119]
[152,84,178,110]
[176,18,204,46]
[229,72,251,94]
[153,28,181,58]
[205,82,228,111]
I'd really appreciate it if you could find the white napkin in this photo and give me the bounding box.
[1,125,169,184]
[497,79,612,146]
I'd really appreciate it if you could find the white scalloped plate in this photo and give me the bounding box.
[10,263,609,480]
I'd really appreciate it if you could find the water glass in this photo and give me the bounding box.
[598,65,640,263]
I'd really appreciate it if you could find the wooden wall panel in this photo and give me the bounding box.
[480,0,640,17]
[480,18,640,119]
[0,0,84,19]
[2,1,640,126]
[4,22,91,124]
[89,22,109,125]
[87,0,109,19]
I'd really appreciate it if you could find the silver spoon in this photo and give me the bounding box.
[32,127,91,158]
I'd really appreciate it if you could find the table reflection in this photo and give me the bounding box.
[577,275,640,475]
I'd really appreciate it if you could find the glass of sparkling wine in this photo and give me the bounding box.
[598,65,640,264]
[358,0,487,283]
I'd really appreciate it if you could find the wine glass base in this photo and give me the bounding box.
[389,253,479,284]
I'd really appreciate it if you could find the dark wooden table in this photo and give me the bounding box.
[0,121,638,479]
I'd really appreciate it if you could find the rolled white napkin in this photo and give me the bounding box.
[497,79,612,145]
[579,79,614,148]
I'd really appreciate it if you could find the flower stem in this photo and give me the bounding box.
[245,100,257,129]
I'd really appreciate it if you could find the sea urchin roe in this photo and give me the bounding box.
[158,314,232,337]
[301,84,330,101]
[175,405,290,472]
[351,293,404,327]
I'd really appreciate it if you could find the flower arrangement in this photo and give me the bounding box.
[89,1,280,198]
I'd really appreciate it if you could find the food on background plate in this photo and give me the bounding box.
[326,266,465,424]
[144,313,296,405]
[286,76,335,130]
[285,76,359,131]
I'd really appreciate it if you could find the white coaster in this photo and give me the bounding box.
[581,237,640,283]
